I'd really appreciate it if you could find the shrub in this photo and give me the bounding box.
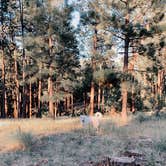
[135,113,151,123]
[16,129,36,151]
[155,138,166,152]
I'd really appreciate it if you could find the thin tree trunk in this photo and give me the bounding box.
[48,67,54,117]
[65,97,67,111]
[121,82,128,120]
[55,83,58,117]
[98,82,101,111]
[54,102,57,118]
[48,8,54,117]
[67,94,70,110]
[90,26,97,116]
[101,88,105,113]
[13,96,17,118]
[19,0,26,118]
[131,68,135,113]
[14,51,19,118]
[123,37,129,72]
[38,79,42,117]
[29,81,32,118]
[90,81,95,116]
[1,49,7,118]
[155,70,164,114]
[9,17,18,118]
[71,94,73,112]
[4,91,8,117]
[0,0,5,118]
[26,96,29,118]
[131,87,135,113]
[2,50,8,118]
[157,70,163,97]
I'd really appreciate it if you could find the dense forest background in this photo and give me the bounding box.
[0,0,165,119]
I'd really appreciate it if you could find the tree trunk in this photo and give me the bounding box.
[4,91,8,117]
[19,0,26,118]
[101,88,105,113]
[121,3,130,121]
[54,102,57,118]
[129,52,138,113]
[123,38,129,72]
[22,55,26,118]
[67,94,70,110]
[1,49,6,118]
[131,87,135,113]
[48,15,54,117]
[121,37,129,120]
[26,96,29,118]
[157,70,164,97]
[121,82,128,120]
[90,81,95,116]
[71,94,73,113]
[38,79,42,117]
[48,68,54,117]
[89,26,97,116]
[98,82,101,111]
[29,81,32,118]
[14,51,19,118]
[65,97,67,111]
[13,97,17,118]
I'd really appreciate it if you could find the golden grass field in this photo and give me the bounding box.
[0,114,165,166]
[0,118,82,152]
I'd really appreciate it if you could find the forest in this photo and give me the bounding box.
[0,0,165,120]
[0,0,166,165]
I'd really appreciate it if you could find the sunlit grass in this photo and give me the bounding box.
[0,114,165,166]
[0,118,81,152]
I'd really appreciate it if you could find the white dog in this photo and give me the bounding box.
[80,112,103,129]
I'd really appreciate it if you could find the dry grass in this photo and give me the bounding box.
[0,118,81,152]
[0,115,165,166]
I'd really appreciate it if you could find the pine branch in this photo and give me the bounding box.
[113,33,125,40]
[119,0,127,5]
[118,51,137,54]
[105,29,125,40]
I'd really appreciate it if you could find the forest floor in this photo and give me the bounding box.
[0,112,165,166]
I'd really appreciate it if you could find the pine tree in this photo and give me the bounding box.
[85,0,165,120]
[24,2,79,118]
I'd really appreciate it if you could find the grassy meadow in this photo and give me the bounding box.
[0,113,165,166]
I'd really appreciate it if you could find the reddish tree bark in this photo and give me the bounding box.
[89,26,97,116]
